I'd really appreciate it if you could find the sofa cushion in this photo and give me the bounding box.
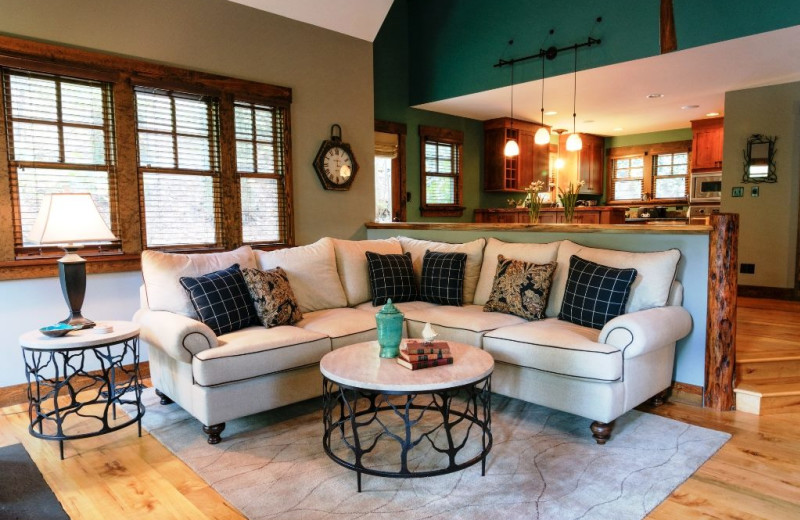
[420,250,467,306]
[558,256,637,329]
[241,267,302,328]
[331,237,402,306]
[254,237,347,313]
[179,264,258,336]
[484,256,557,320]
[296,308,378,349]
[473,238,560,306]
[354,300,438,315]
[142,245,256,318]
[365,251,419,306]
[192,326,330,387]
[483,319,622,381]
[549,240,680,316]
[398,236,485,304]
[404,304,526,334]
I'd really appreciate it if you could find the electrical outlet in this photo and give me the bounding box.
[740,263,755,274]
[751,186,760,197]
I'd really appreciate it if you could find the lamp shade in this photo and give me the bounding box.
[504,139,520,157]
[534,127,551,145]
[565,133,583,152]
[28,193,116,245]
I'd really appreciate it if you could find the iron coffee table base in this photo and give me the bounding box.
[322,375,492,492]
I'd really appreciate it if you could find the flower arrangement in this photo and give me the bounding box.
[525,180,546,223]
[558,180,585,223]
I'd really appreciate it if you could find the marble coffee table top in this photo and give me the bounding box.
[320,340,494,392]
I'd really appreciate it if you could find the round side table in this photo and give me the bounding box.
[19,321,145,459]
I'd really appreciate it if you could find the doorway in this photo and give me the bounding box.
[374,120,407,222]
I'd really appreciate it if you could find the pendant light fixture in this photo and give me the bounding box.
[565,45,583,152]
[534,54,551,145]
[504,44,520,157]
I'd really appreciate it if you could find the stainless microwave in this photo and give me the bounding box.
[691,173,722,202]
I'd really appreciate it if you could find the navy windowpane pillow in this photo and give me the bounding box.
[179,263,258,336]
[365,251,419,306]
[558,255,638,330]
[420,250,467,306]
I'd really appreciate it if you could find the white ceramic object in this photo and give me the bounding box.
[421,322,438,343]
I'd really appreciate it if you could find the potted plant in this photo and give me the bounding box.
[558,180,585,223]
[525,180,546,223]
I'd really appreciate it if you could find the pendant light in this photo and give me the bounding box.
[534,55,551,145]
[504,56,520,157]
[565,45,583,152]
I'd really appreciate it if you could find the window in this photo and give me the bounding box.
[235,101,288,244]
[0,35,293,280]
[607,141,692,203]
[419,125,464,217]
[135,88,221,248]
[2,69,118,255]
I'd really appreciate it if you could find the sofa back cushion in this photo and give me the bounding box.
[254,237,347,313]
[473,238,560,306]
[331,237,402,306]
[398,236,486,304]
[141,245,256,318]
[548,240,681,317]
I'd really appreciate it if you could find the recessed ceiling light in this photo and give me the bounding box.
[583,119,595,124]
[681,105,700,109]
[613,127,624,132]
[544,111,558,116]
[647,93,664,99]
[706,112,720,117]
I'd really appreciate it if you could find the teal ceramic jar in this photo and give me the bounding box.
[375,299,404,358]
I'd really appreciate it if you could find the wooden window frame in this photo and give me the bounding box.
[606,140,692,205]
[0,34,293,280]
[418,125,464,218]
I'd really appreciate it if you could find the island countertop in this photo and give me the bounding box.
[365,221,712,235]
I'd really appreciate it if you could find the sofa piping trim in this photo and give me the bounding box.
[406,317,497,334]
[195,336,330,361]
[493,359,622,383]
[182,331,213,360]
[197,361,321,388]
[482,334,621,355]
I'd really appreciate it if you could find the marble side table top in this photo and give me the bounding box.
[320,340,494,392]
[19,321,140,351]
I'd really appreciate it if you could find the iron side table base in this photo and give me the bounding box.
[322,375,492,492]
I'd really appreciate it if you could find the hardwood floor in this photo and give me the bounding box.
[1,298,798,519]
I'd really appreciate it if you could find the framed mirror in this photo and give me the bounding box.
[743,134,777,183]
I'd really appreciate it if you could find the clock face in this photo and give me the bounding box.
[323,146,353,184]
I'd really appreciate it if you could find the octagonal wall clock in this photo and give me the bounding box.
[313,124,359,191]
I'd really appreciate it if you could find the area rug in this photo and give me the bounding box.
[0,443,69,520]
[125,388,729,520]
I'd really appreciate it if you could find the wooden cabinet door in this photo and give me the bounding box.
[579,135,604,194]
[691,117,724,172]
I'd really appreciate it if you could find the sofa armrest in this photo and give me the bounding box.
[599,306,692,358]
[133,309,217,363]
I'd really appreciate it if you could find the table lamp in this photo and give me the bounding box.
[28,193,117,329]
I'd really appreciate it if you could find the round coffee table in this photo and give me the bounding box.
[320,340,493,491]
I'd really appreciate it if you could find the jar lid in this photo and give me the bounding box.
[378,298,401,315]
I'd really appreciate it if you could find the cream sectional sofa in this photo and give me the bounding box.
[134,235,692,444]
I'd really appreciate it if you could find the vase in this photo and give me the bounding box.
[563,207,575,223]
[529,209,540,224]
[375,299,404,358]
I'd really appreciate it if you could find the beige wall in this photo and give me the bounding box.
[722,81,800,288]
[0,0,375,244]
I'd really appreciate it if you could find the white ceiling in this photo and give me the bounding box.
[416,26,800,137]
[227,0,394,42]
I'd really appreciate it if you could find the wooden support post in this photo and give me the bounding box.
[705,213,738,410]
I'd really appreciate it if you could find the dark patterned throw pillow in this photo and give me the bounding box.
[241,267,302,328]
[483,255,557,320]
[559,255,638,329]
[179,263,258,336]
[420,250,467,306]
[365,251,419,306]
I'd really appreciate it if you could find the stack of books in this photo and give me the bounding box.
[396,340,453,370]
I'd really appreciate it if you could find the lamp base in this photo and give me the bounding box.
[58,248,95,329]
[60,313,95,329]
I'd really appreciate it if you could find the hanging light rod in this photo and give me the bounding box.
[494,36,601,68]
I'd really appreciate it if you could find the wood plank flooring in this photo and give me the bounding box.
[1,297,798,519]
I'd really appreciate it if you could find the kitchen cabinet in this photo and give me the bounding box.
[473,207,625,224]
[484,118,550,192]
[691,117,724,172]
[558,133,604,195]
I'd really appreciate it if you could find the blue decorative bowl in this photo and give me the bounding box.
[39,323,79,338]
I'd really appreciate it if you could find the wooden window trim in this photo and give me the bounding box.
[0,34,293,281]
[418,125,464,218]
[606,140,692,205]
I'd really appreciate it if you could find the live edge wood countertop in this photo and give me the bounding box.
[365,222,712,235]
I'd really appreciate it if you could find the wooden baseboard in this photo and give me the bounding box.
[670,381,704,407]
[0,361,150,409]
[738,285,800,300]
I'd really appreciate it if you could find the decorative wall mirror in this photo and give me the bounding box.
[743,134,777,183]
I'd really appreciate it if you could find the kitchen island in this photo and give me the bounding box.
[474,206,626,224]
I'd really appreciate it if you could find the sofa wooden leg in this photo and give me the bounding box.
[154,389,173,405]
[590,420,615,445]
[649,389,670,407]
[203,423,225,444]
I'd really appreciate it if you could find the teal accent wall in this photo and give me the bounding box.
[606,128,693,149]
[406,0,800,104]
